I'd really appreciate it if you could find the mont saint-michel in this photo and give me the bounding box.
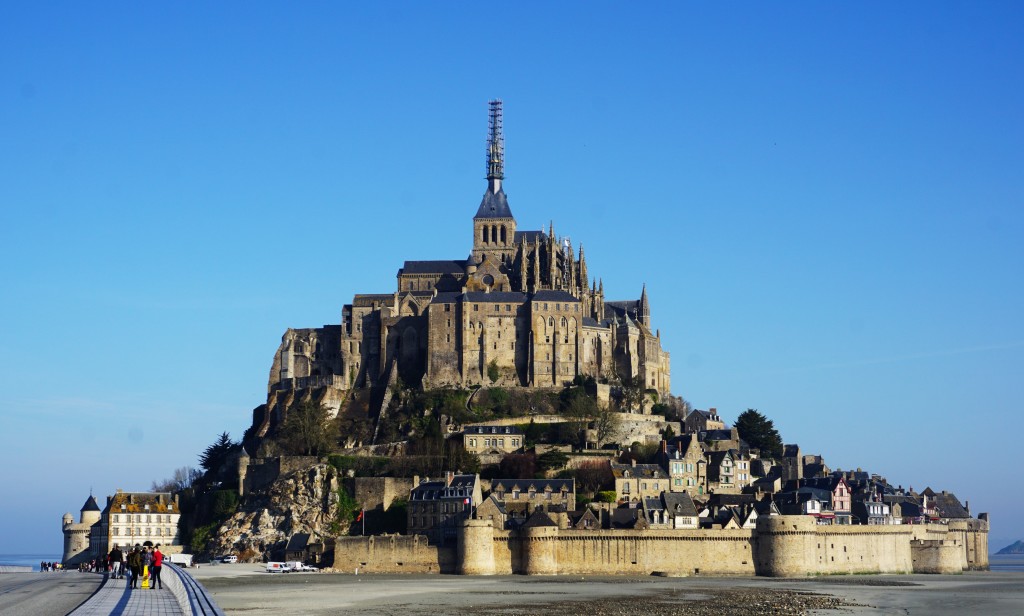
[57,102,989,585]
[259,100,669,439]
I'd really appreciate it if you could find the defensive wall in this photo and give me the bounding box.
[333,514,988,577]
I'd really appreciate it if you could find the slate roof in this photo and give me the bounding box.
[432,292,463,303]
[610,507,648,529]
[581,317,604,328]
[463,291,528,303]
[285,532,310,552]
[532,290,580,302]
[82,496,101,512]
[514,230,546,243]
[108,492,177,514]
[491,478,574,493]
[931,491,971,519]
[465,425,525,436]
[521,509,558,528]
[410,475,478,501]
[706,493,756,507]
[399,260,467,275]
[610,463,665,479]
[662,492,699,517]
[475,187,513,219]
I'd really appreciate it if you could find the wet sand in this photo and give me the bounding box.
[193,565,1024,615]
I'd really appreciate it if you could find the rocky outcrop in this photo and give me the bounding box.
[210,463,340,562]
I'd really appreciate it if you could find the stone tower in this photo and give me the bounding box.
[472,99,517,263]
[62,495,101,565]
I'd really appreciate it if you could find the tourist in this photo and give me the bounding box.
[128,545,142,588]
[110,545,123,579]
[151,544,164,590]
[141,546,153,588]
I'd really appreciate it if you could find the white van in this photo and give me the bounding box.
[221,555,238,564]
[168,554,193,567]
[265,562,291,573]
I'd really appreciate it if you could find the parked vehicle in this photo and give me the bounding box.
[168,554,194,567]
[265,562,291,573]
[221,555,238,564]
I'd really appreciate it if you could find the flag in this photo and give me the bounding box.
[355,510,363,522]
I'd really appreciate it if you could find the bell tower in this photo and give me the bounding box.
[473,100,517,262]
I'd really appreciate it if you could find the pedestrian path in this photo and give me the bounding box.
[69,574,184,616]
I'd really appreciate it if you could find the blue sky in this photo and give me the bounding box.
[1,3,1022,554]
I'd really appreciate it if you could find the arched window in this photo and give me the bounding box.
[548,317,554,328]
[500,226,507,243]
[483,226,489,243]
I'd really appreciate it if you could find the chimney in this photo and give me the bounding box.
[446,471,455,487]
[631,458,637,468]
[660,440,667,454]
[413,475,420,486]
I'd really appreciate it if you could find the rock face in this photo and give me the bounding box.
[996,540,1024,555]
[211,463,339,561]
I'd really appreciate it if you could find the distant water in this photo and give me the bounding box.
[0,554,63,572]
[990,554,1024,572]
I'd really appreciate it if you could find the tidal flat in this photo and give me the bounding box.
[193,565,1024,615]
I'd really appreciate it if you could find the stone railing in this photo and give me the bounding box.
[164,563,225,616]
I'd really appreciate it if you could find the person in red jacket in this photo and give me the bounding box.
[151,545,164,590]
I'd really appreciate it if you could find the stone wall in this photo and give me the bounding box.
[354,477,414,512]
[333,534,455,574]
[333,515,989,577]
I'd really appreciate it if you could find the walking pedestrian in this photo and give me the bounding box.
[151,545,164,589]
[128,545,142,589]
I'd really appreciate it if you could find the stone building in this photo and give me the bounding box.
[462,425,524,455]
[262,101,671,431]
[407,473,482,544]
[611,461,668,503]
[61,490,182,565]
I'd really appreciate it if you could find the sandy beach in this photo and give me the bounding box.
[192,564,1024,615]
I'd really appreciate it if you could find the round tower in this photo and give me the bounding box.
[755,515,817,577]
[457,519,495,575]
[521,525,558,575]
[80,495,101,527]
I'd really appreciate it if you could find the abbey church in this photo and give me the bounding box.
[268,101,670,404]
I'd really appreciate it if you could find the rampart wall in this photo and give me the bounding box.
[333,515,989,577]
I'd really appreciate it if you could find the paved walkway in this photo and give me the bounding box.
[68,574,184,616]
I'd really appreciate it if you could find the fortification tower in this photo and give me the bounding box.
[754,515,817,577]
[62,495,100,565]
[472,100,517,263]
[457,519,496,575]
[520,525,559,575]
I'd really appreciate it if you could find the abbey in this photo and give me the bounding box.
[270,101,670,397]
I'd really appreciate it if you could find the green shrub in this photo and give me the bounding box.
[595,490,617,503]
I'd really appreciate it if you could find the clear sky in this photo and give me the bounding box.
[2,3,1022,554]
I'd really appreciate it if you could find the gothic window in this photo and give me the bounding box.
[483,226,489,243]
[561,317,567,328]
[548,317,554,327]
[500,226,507,243]
[469,322,474,330]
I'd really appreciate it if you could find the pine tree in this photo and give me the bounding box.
[734,409,784,460]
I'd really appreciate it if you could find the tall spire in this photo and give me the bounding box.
[639,283,650,328]
[486,99,504,190]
